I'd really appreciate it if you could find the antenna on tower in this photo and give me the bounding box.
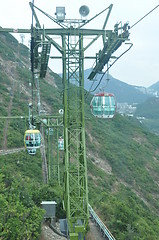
[20,34,25,44]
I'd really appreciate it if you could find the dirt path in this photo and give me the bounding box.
[0,147,25,155]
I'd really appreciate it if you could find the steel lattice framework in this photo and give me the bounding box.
[62,32,89,238]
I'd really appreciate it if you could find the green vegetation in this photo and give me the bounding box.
[0,151,65,239]
[87,159,159,239]
[134,97,159,134]
[135,97,159,119]
[0,152,44,239]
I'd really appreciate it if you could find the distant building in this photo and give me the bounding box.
[134,86,159,97]
[117,102,136,116]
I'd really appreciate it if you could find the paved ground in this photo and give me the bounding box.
[40,222,67,240]
[40,220,105,240]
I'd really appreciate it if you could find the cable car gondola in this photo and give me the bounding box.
[90,92,117,119]
[24,129,41,152]
[58,137,64,151]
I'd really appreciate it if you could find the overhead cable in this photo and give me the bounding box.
[130,5,159,29]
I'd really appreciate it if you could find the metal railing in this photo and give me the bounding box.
[88,204,116,240]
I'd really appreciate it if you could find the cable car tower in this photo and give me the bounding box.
[28,2,132,239]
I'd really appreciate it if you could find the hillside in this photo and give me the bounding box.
[1,32,159,239]
[59,68,151,104]
[134,97,159,134]
[149,81,159,91]
[83,68,150,104]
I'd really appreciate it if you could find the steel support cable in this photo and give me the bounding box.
[31,0,35,124]
[85,4,159,99]
[99,63,110,92]
[85,42,133,98]
[130,5,159,29]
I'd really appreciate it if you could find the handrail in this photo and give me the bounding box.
[88,204,116,240]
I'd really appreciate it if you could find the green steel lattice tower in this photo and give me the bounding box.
[62,31,89,239]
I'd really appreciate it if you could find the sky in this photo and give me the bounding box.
[0,0,159,87]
